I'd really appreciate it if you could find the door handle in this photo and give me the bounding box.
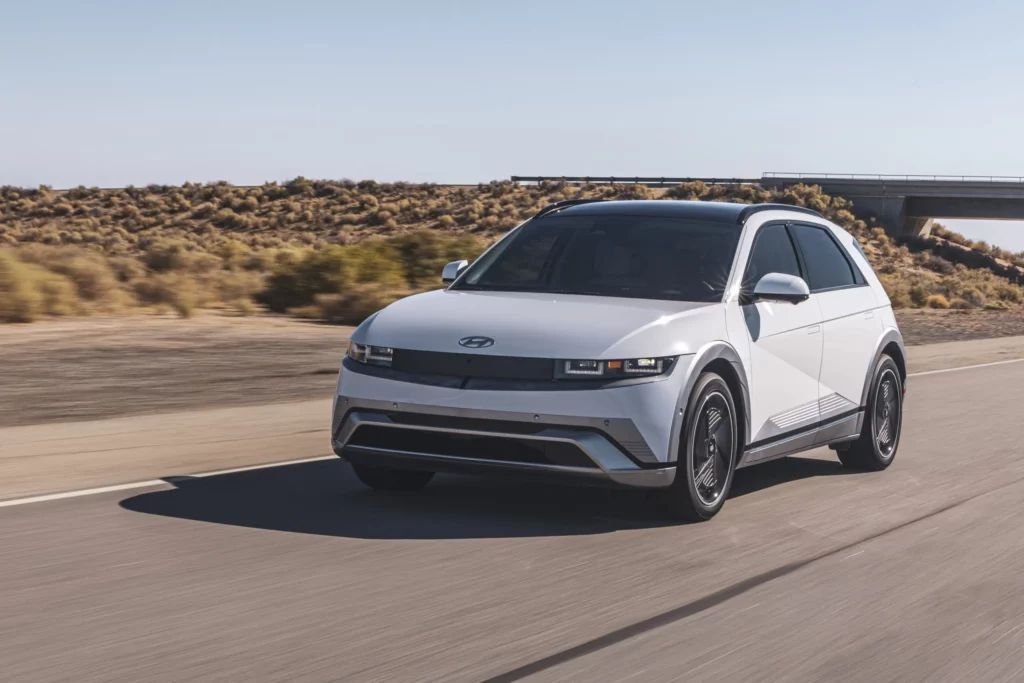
[808,325,821,334]
[864,311,875,319]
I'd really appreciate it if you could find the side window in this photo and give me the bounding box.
[791,224,857,291]
[744,223,802,290]
[848,239,869,285]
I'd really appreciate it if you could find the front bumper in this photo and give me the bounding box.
[332,365,686,488]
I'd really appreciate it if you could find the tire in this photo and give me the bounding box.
[655,372,738,522]
[837,355,903,471]
[351,463,435,492]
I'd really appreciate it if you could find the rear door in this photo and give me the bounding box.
[789,223,882,441]
[740,222,824,460]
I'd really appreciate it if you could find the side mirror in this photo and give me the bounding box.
[441,259,469,286]
[751,272,810,304]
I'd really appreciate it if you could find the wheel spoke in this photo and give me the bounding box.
[713,442,726,489]
[876,416,890,444]
[694,456,715,490]
[710,413,729,444]
[696,409,710,447]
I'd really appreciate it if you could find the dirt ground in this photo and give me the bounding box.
[3,308,1024,429]
[0,314,352,428]
[896,309,1024,345]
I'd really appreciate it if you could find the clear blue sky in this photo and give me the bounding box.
[3,0,1024,247]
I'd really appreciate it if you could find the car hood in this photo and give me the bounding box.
[354,289,724,359]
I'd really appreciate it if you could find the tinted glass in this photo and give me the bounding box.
[473,229,557,286]
[791,224,856,291]
[745,224,801,290]
[848,239,869,284]
[457,215,742,302]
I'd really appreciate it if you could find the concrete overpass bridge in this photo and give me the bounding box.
[761,173,1024,237]
[511,173,1024,238]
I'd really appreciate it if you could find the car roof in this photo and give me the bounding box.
[540,199,822,224]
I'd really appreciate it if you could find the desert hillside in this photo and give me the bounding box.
[2,179,1023,322]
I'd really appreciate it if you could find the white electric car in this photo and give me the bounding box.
[332,199,906,520]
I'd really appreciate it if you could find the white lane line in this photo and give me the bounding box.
[0,455,334,509]
[909,357,1024,377]
[3,355,1024,511]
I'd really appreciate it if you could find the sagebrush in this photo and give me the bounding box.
[2,179,1022,323]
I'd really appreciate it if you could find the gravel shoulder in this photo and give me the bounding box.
[0,314,352,428]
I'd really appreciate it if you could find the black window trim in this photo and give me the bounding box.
[739,220,805,303]
[788,221,869,294]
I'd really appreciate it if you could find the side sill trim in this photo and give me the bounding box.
[745,407,862,451]
[739,409,863,468]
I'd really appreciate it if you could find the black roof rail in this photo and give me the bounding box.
[736,203,822,223]
[532,198,605,219]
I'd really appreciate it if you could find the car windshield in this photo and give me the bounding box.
[453,214,742,302]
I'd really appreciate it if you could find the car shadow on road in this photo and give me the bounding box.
[119,455,851,540]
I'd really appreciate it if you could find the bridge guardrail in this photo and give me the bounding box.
[763,172,1024,183]
[510,176,759,185]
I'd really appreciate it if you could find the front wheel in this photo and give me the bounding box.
[654,372,738,522]
[351,463,435,492]
[837,355,903,471]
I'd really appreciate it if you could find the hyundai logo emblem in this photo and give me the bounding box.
[459,336,495,348]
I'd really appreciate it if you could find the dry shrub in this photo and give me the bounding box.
[311,285,411,325]
[108,256,147,282]
[13,245,124,311]
[909,285,929,307]
[0,251,44,321]
[996,285,1023,303]
[961,287,987,308]
[208,269,264,303]
[261,245,355,312]
[927,294,951,309]
[230,297,257,316]
[924,255,954,275]
[35,272,78,316]
[0,251,79,321]
[133,273,198,318]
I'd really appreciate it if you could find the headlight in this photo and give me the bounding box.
[555,356,676,380]
[347,342,393,367]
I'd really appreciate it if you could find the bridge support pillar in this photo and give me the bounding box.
[849,196,933,239]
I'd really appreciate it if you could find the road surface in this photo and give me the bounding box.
[3,355,1024,680]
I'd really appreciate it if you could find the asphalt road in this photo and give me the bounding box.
[4,361,1024,681]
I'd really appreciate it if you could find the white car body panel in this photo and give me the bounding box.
[741,296,824,445]
[354,289,722,360]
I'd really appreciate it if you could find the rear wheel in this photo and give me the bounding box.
[837,355,903,471]
[351,463,435,492]
[655,372,738,522]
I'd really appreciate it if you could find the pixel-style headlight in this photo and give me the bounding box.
[347,342,393,367]
[556,356,676,379]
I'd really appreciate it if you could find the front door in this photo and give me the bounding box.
[740,223,824,461]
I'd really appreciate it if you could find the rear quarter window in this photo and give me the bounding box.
[791,223,862,291]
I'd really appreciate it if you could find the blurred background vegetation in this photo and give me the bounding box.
[2,178,1024,323]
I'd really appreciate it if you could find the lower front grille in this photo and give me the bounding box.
[347,424,599,469]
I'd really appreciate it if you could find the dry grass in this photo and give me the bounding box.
[2,179,1024,323]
